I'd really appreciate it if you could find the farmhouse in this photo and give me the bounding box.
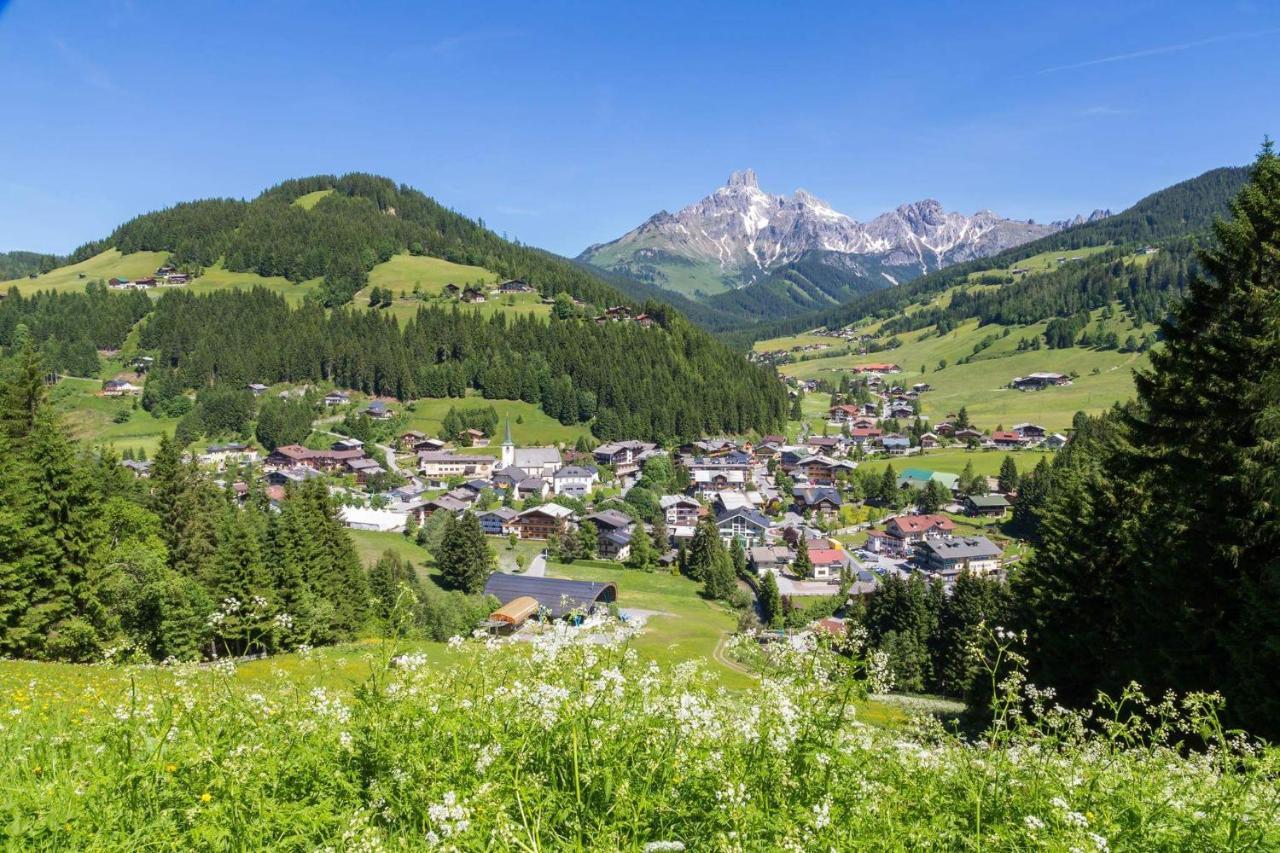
[793,487,842,519]
[266,444,365,472]
[102,379,141,397]
[851,363,901,374]
[1011,372,1070,391]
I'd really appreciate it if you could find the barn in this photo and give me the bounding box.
[482,573,619,620]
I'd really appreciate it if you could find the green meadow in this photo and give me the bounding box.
[0,249,170,295]
[401,394,593,448]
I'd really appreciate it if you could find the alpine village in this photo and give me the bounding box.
[1,3,1279,848]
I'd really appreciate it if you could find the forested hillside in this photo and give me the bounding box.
[68,173,641,309]
[0,250,63,280]
[0,174,787,441]
[138,288,785,440]
[728,166,1249,348]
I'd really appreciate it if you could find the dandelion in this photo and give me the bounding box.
[165,764,177,773]
[200,792,212,804]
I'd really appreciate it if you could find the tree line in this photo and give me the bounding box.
[136,288,787,442]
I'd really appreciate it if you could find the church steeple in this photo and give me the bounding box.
[501,417,515,468]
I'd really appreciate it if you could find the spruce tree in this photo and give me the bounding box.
[997,456,1020,494]
[625,524,654,570]
[437,511,493,594]
[792,540,813,579]
[685,518,720,582]
[759,569,782,627]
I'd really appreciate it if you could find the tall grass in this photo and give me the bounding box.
[0,616,1276,849]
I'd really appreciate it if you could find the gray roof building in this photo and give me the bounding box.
[482,573,618,619]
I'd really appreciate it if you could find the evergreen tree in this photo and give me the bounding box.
[792,540,813,579]
[437,511,494,594]
[685,518,720,582]
[703,548,736,601]
[624,524,654,571]
[730,536,747,578]
[759,569,782,627]
[575,521,598,560]
[997,456,1020,494]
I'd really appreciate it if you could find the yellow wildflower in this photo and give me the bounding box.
[200,792,212,803]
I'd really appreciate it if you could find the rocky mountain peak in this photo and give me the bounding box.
[726,169,759,189]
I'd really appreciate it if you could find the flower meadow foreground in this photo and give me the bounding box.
[1,615,1277,850]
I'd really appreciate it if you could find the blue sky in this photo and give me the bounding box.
[2,0,1278,256]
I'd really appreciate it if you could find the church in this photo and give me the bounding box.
[498,418,563,480]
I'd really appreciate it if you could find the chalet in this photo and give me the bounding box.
[919,432,941,449]
[332,437,364,452]
[912,383,932,393]
[107,277,131,289]
[1045,432,1069,450]
[120,459,151,478]
[880,435,911,455]
[413,494,469,522]
[660,494,701,539]
[131,356,154,372]
[412,437,447,453]
[793,487,842,519]
[793,455,855,487]
[509,503,575,540]
[475,507,518,535]
[829,404,862,423]
[992,431,1029,449]
[463,428,489,447]
[266,444,364,472]
[851,363,901,374]
[165,273,191,284]
[583,510,634,559]
[935,422,955,436]
[417,452,496,485]
[156,265,177,276]
[247,383,268,395]
[848,427,883,447]
[491,465,528,490]
[715,507,771,547]
[102,379,141,397]
[514,477,549,500]
[365,400,394,420]
[917,536,1003,577]
[1011,423,1047,440]
[398,430,427,450]
[323,391,351,406]
[132,277,157,288]
[498,279,533,293]
[592,440,657,477]
[887,403,916,420]
[805,435,842,454]
[1011,372,1070,391]
[346,457,385,484]
[954,428,984,443]
[460,287,487,304]
[687,455,753,494]
[551,464,598,497]
[964,493,1011,517]
[201,442,256,467]
[897,468,959,494]
[443,283,461,297]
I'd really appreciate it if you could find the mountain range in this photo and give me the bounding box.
[579,169,1109,307]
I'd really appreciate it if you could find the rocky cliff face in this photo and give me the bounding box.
[580,170,1105,297]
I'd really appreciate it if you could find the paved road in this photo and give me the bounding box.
[524,552,547,577]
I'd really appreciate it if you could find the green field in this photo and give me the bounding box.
[292,188,334,209]
[547,560,754,689]
[364,253,497,296]
[0,249,170,295]
[855,447,1054,479]
[778,305,1155,431]
[401,394,592,447]
[186,260,322,304]
[49,377,176,455]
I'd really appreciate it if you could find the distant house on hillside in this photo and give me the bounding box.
[498,279,533,293]
[1011,372,1070,391]
[102,379,141,397]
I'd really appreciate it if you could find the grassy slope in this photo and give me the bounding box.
[292,189,334,210]
[401,394,592,448]
[186,260,322,304]
[49,377,176,455]
[0,249,169,295]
